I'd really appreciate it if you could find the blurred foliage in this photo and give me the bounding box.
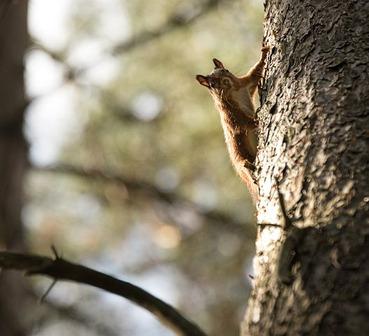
[25,0,263,335]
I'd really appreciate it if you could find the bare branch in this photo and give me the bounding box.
[0,251,207,336]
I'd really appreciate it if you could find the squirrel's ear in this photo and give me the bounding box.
[196,75,210,88]
[213,58,224,69]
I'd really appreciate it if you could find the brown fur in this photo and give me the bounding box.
[196,46,270,203]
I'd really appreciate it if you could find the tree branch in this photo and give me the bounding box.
[33,163,254,236]
[0,251,207,336]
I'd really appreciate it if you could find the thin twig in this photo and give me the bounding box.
[51,245,60,259]
[257,222,281,228]
[39,279,57,303]
[275,179,292,229]
[0,251,207,336]
[257,180,292,229]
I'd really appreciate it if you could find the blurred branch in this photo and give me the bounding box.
[35,297,119,336]
[48,303,119,336]
[108,0,223,56]
[31,0,225,81]
[0,251,208,336]
[33,163,254,236]
[82,84,165,124]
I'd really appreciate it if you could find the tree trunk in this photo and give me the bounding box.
[242,1,369,335]
[0,1,32,335]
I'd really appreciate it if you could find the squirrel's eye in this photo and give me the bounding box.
[222,78,231,86]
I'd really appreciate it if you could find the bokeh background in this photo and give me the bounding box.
[24,0,263,335]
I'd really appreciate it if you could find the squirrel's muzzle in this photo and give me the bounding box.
[196,74,220,89]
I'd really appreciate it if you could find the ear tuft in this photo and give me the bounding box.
[196,75,210,88]
[213,58,224,69]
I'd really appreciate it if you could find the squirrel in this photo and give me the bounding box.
[196,46,270,203]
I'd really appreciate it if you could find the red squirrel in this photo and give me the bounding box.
[196,46,270,203]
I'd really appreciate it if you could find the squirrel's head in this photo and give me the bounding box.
[196,58,238,96]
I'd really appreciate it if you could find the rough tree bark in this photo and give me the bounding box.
[0,1,32,335]
[242,1,369,335]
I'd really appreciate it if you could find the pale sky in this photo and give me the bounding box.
[26,0,78,165]
[26,0,128,165]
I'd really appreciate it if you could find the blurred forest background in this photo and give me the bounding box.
[8,0,263,335]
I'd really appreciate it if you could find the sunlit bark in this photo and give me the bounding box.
[243,1,369,335]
